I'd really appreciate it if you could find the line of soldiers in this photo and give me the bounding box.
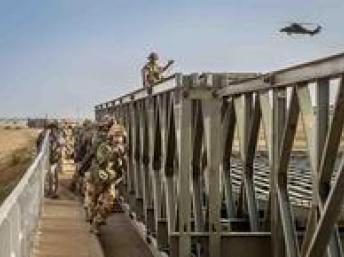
[72,115,127,235]
[37,120,62,198]
[37,120,80,198]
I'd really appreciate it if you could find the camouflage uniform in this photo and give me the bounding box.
[70,120,93,193]
[107,122,127,197]
[36,127,47,153]
[142,52,174,87]
[49,129,61,164]
[47,121,62,198]
[86,121,127,235]
[62,124,74,159]
[73,124,83,161]
[83,117,113,215]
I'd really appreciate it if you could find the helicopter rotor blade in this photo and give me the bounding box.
[283,21,319,26]
[299,22,319,26]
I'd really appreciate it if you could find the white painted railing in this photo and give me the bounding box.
[0,133,49,257]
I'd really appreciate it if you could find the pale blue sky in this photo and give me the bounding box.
[0,0,343,118]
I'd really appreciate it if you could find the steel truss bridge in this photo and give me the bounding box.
[1,52,344,257]
[95,52,344,257]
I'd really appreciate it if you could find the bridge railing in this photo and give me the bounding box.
[96,52,344,257]
[0,133,49,257]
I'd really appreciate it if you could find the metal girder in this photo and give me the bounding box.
[202,95,222,257]
[218,52,344,96]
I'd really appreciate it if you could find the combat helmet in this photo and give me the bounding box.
[47,119,58,129]
[148,52,159,61]
[108,122,126,144]
[96,115,112,132]
[82,119,93,129]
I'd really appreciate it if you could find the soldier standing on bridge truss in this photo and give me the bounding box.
[141,52,174,87]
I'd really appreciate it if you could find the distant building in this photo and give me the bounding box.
[27,118,47,128]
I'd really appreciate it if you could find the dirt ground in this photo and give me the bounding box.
[0,126,38,202]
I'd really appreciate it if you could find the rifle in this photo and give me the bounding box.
[78,147,95,176]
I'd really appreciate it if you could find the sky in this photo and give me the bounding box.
[0,0,343,119]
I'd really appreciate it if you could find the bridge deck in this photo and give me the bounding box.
[31,160,155,257]
[31,162,103,257]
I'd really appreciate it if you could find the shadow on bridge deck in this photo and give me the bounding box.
[100,214,156,257]
[31,161,154,257]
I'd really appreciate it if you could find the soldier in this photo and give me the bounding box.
[63,123,75,160]
[36,122,48,153]
[141,52,174,87]
[70,119,93,193]
[46,120,62,198]
[83,116,113,217]
[86,120,127,235]
[107,121,127,195]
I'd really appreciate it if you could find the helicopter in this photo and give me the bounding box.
[280,22,322,36]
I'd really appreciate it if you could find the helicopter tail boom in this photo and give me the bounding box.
[310,25,322,36]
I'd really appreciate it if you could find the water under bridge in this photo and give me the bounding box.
[1,52,344,257]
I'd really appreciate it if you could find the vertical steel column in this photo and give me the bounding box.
[314,79,340,257]
[127,102,136,207]
[164,95,177,236]
[134,101,144,220]
[191,101,205,233]
[145,96,156,235]
[203,93,222,257]
[156,94,169,250]
[175,87,193,257]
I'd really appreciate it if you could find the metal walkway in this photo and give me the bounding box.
[31,160,155,257]
[31,161,103,257]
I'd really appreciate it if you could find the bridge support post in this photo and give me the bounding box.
[203,93,222,257]
[271,88,286,257]
[145,96,156,236]
[175,87,193,257]
[126,105,137,211]
[131,102,144,221]
[155,94,170,251]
